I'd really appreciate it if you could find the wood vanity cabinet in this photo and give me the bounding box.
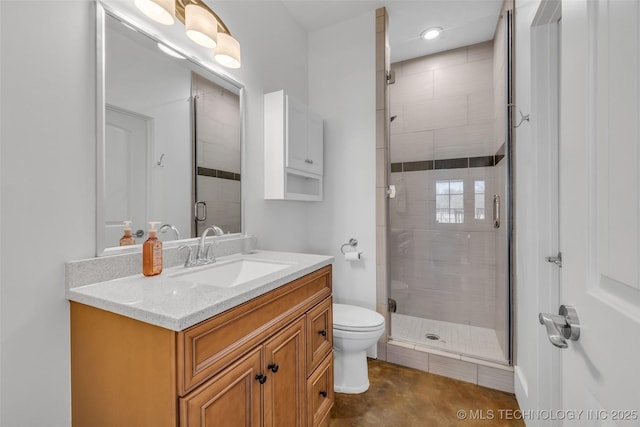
[70,265,334,427]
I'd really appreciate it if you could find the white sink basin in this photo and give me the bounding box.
[170,258,292,288]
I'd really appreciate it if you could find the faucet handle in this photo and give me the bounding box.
[204,243,216,263]
[178,245,194,267]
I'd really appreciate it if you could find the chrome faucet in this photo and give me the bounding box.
[196,225,224,264]
[159,224,181,240]
[178,244,194,268]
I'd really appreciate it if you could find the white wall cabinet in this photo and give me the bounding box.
[264,90,323,201]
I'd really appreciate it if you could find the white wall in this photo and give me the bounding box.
[1,2,95,425]
[307,12,377,310]
[0,1,310,425]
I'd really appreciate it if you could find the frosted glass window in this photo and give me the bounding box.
[436,180,464,223]
[475,180,485,220]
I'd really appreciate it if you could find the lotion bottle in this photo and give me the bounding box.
[142,221,162,276]
[119,220,136,246]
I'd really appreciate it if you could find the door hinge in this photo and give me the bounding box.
[545,252,562,268]
[386,70,396,85]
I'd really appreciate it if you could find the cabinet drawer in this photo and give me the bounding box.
[178,266,332,395]
[306,297,333,375]
[307,352,334,427]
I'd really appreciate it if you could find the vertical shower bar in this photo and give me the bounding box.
[505,5,515,365]
[192,91,199,236]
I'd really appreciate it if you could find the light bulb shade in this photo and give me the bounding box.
[134,0,175,25]
[185,4,218,48]
[214,33,241,69]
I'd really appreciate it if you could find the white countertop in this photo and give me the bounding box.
[66,250,333,331]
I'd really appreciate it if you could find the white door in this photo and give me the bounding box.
[559,0,640,422]
[104,106,149,247]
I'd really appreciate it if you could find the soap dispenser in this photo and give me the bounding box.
[142,221,162,277]
[119,220,136,246]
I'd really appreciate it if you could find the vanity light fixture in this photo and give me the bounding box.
[134,0,175,25]
[185,4,218,48]
[421,27,443,40]
[134,0,241,68]
[214,32,241,69]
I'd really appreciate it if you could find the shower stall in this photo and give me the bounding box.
[387,10,512,365]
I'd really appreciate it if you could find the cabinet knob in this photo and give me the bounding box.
[255,374,267,384]
[268,363,279,373]
[319,390,328,398]
[305,158,314,164]
[318,329,327,337]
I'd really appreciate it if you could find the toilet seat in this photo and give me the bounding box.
[333,303,385,332]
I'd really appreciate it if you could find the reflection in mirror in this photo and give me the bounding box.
[97,8,243,255]
[192,74,241,236]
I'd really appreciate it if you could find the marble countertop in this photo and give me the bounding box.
[66,250,333,331]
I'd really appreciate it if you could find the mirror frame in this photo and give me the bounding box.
[96,2,246,256]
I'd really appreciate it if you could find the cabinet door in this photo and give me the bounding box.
[180,347,262,427]
[263,318,307,427]
[306,111,323,176]
[286,95,309,173]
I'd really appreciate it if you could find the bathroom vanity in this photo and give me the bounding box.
[67,251,334,427]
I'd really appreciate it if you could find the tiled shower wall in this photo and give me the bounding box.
[388,42,503,329]
[193,74,242,234]
[390,41,495,162]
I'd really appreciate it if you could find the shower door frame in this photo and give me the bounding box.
[383,6,516,367]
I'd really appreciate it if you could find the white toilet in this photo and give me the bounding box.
[332,303,385,394]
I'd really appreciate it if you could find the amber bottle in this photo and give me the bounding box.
[119,220,136,246]
[142,221,162,276]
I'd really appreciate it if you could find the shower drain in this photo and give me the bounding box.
[425,333,440,341]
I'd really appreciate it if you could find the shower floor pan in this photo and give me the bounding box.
[390,313,506,363]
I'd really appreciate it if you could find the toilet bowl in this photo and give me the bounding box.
[333,303,385,394]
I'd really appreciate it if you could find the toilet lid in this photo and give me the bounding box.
[333,303,385,331]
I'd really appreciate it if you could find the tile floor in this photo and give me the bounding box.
[390,313,506,362]
[329,359,524,427]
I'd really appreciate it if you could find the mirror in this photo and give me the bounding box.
[97,5,244,256]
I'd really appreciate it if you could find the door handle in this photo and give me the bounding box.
[493,194,500,229]
[194,201,207,222]
[538,305,580,348]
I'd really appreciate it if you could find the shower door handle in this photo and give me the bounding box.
[493,194,501,229]
[194,201,207,222]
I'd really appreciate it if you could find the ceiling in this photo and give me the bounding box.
[281,0,504,63]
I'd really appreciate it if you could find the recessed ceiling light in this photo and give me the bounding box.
[421,27,443,41]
